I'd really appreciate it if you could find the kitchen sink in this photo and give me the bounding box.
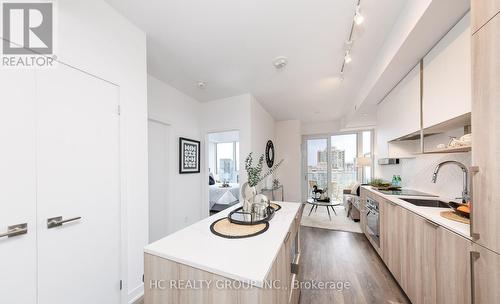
[400,198,451,208]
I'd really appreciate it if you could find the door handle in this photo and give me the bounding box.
[0,223,28,239]
[47,216,82,229]
[469,166,480,241]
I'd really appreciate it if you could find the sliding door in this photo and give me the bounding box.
[303,131,373,202]
[330,134,358,202]
[304,138,328,200]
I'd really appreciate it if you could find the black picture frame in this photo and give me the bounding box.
[179,137,201,174]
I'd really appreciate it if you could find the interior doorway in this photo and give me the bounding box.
[207,130,240,215]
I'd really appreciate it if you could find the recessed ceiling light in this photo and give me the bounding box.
[273,56,288,69]
[354,5,364,25]
[196,81,207,89]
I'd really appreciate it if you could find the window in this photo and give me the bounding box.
[215,142,238,183]
[361,131,373,183]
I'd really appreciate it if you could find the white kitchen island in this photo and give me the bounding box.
[144,201,303,304]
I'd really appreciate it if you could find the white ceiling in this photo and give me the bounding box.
[105,0,408,122]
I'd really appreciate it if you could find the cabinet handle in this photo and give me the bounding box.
[469,166,480,241]
[284,231,291,243]
[424,219,439,228]
[470,251,480,304]
[47,216,82,229]
[0,223,27,239]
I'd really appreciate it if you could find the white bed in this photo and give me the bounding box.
[209,183,240,209]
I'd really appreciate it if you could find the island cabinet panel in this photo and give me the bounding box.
[144,206,302,304]
[471,12,500,255]
[471,244,500,304]
[472,0,500,33]
[436,228,471,304]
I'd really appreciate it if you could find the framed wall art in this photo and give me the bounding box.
[179,137,200,174]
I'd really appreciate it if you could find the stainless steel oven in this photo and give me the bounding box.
[365,197,380,248]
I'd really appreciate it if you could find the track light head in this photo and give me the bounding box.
[354,5,364,25]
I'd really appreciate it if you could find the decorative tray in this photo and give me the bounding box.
[228,206,276,225]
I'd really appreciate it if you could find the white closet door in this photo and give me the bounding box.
[36,64,121,304]
[148,120,170,243]
[0,70,37,304]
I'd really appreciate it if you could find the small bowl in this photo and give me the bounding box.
[448,201,470,219]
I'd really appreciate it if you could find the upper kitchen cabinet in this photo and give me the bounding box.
[472,0,500,33]
[376,64,420,158]
[423,13,471,129]
[471,12,500,254]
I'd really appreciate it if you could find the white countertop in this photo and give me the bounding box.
[144,201,301,288]
[362,186,470,239]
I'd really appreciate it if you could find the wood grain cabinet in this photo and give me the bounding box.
[436,228,471,304]
[471,8,500,255]
[381,199,402,282]
[472,0,500,33]
[470,244,500,304]
[399,209,437,304]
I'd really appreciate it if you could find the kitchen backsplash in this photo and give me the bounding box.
[376,152,471,200]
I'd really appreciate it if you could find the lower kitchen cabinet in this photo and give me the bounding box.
[470,243,500,304]
[362,187,500,304]
[381,198,402,282]
[437,227,471,304]
[400,208,437,304]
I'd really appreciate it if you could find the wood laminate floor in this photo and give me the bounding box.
[299,226,409,304]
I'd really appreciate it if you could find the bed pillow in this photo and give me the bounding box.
[218,191,238,205]
[209,173,215,185]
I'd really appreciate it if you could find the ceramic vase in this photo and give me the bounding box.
[241,182,257,212]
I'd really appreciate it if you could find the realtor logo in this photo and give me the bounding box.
[2,2,53,54]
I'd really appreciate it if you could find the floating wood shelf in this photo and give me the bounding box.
[424,146,471,154]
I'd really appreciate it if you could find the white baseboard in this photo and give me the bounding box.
[128,283,144,304]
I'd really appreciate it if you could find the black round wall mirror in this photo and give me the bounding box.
[265,140,275,168]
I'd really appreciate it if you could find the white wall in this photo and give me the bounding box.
[148,76,203,232]
[275,120,302,202]
[301,120,342,135]
[250,96,276,188]
[200,94,253,188]
[55,1,148,302]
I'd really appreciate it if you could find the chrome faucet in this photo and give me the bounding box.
[431,161,469,203]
